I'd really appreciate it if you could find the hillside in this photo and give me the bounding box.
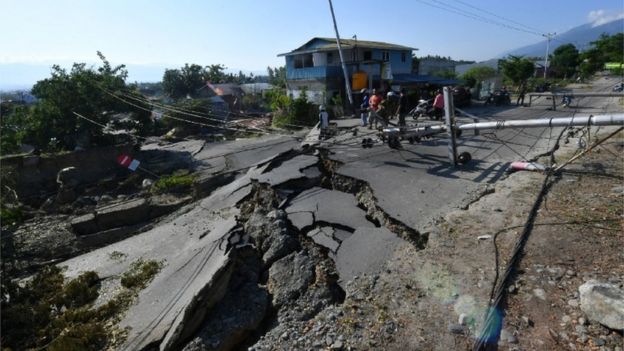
[500,18,624,58]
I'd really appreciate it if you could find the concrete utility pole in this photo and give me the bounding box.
[543,32,556,79]
[328,0,354,108]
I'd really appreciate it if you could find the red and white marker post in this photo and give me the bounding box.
[117,154,159,177]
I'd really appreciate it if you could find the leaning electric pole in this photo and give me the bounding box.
[543,32,556,79]
[328,0,354,108]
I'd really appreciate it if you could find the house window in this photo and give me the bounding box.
[382,51,390,62]
[363,50,372,61]
[294,54,314,68]
[401,52,406,63]
[327,52,333,64]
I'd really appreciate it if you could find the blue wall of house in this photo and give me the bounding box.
[285,48,411,80]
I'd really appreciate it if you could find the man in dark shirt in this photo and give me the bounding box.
[360,88,369,126]
[397,89,408,127]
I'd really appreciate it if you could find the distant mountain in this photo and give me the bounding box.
[499,18,623,58]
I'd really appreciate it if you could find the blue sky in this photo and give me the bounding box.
[1,0,622,88]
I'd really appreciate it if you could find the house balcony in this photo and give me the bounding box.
[286,66,343,80]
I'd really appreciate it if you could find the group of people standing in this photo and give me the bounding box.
[359,88,409,130]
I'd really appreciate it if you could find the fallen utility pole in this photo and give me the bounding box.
[527,92,624,109]
[457,114,624,131]
[554,126,624,172]
[384,114,624,138]
[328,0,354,108]
[383,113,624,164]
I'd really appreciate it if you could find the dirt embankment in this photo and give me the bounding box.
[248,130,623,351]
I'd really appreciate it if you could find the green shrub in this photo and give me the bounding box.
[271,89,317,129]
[120,259,163,289]
[151,173,195,194]
[1,205,24,227]
[1,258,162,350]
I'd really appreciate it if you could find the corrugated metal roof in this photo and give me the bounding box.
[278,37,416,56]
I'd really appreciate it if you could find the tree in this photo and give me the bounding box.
[162,64,206,99]
[411,54,420,74]
[27,52,150,151]
[461,66,496,88]
[499,56,534,85]
[267,66,286,88]
[180,64,205,94]
[204,64,227,83]
[579,33,624,77]
[0,105,28,154]
[550,44,579,78]
[430,69,457,79]
[162,69,186,99]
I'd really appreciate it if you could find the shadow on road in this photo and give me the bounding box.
[426,159,510,183]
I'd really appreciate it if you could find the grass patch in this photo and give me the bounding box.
[120,259,163,289]
[1,266,108,350]
[108,251,127,261]
[150,173,195,194]
[1,259,163,350]
[0,205,24,228]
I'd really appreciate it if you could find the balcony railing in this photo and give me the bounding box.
[287,66,343,80]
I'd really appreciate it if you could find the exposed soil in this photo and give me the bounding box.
[234,130,623,351]
[3,128,622,351]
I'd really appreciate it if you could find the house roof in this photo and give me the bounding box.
[392,74,460,86]
[211,83,244,96]
[278,37,416,57]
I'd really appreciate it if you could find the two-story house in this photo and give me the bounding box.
[278,37,416,104]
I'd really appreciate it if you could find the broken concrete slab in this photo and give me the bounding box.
[262,233,298,266]
[253,154,319,187]
[148,195,193,218]
[70,213,99,235]
[268,251,315,308]
[182,282,269,351]
[95,198,150,230]
[333,228,352,242]
[308,226,340,253]
[335,227,403,285]
[285,187,373,231]
[70,196,192,236]
[60,166,284,351]
[579,280,624,330]
[77,223,149,248]
[301,165,322,180]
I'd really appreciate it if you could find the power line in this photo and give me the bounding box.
[106,86,318,131]
[446,0,583,53]
[449,0,545,34]
[99,87,275,135]
[99,86,232,126]
[73,110,304,168]
[414,0,543,37]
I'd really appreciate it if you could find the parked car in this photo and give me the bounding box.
[484,89,511,106]
[452,86,472,107]
[534,82,551,92]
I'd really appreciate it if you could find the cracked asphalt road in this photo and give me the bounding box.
[324,77,622,232]
[54,77,622,351]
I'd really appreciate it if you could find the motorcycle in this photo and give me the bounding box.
[561,95,573,107]
[409,99,441,120]
[484,90,511,106]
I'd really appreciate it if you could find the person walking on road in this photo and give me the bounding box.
[397,89,408,128]
[360,88,369,126]
[368,89,383,129]
[319,105,329,139]
[516,83,527,106]
[433,89,444,119]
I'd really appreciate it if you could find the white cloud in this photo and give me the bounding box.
[588,9,624,27]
